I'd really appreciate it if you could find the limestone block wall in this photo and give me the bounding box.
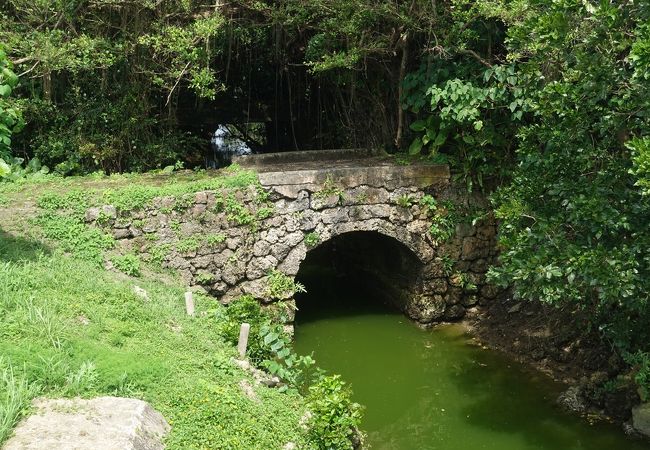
[86,178,500,325]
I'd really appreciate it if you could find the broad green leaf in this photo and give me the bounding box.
[409,120,426,132]
[0,158,10,178]
[408,137,424,155]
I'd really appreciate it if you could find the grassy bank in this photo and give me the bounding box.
[0,169,354,449]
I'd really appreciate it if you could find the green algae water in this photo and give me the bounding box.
[294,278,650,450]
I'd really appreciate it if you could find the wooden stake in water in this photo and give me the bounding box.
[237,323,251,358]
[184,291,195,316]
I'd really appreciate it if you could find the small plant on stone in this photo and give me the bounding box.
[204,233,226,246]
[393,154,411,166]
[419,194,437,214]
[173,195,194,211]
[396,194,414,208]
[195,272,215,285]
[457,273,477,292]
[212,193,225,213]
[176,237,200,254]
[256,206,273,220]
[304,232,320,248]
[110,253,141,277]
[132,219,145,229]
[254,185,271,204]
[170,220,181,233]
[427,200,458,242]
[149,243,171,265]
[225,195,254,225]
[314,175,345,204]
[355,193,368,204]
[266,270,306,300]
[440,254,455,276]
[96,210,113,225]
[144,233,158,242]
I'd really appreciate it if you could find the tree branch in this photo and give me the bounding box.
[458,49,492,68]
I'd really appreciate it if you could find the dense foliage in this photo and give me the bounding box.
[485,1,650,367]
[0,47,22,176]
[1,0,503,172]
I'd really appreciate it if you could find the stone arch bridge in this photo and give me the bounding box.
[89,149,498,325]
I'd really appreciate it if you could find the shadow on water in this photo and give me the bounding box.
[0,229,50,263]
[296,268,400,322]
[448,345,650,450]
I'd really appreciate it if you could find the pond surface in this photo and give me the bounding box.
[294,278,650,450]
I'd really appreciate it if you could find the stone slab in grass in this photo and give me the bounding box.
[3,396,169,450]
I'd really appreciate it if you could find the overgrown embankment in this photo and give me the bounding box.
[0,168,362,449]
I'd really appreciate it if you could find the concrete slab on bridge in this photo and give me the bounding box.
[233,149,450,190]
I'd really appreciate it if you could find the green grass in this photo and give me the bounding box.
[0,168,362,449]
[0,234,309,448]
[101,166,258,212]
[0,359,38,444]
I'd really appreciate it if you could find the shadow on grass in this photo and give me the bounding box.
[0,229,50,262]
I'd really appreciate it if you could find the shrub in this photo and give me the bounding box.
[217,295,273,364]
[306,375,364,450]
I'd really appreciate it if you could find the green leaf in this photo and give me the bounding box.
[408,137,424,155]
[409,120,426,132]
[263,332,278,345]
[433,131,447,147]
[0,159,11,178]
[2,68,18,87]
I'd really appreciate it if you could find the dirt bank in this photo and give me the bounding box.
[464,294,640,425]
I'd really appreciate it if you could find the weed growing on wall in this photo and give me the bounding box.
[419,195,458,242]
[304,232,320,248]
[314,175,345,204]
[101,166,258,212]
[204,233,226,246]
[176,237,201,254]
[194,272,215,284]
[225,194,254,225]
[266,270,306,300]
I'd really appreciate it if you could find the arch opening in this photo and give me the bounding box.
[294,231,424,321]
